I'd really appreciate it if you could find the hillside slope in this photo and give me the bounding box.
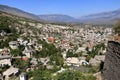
[0,5,40,21]
[38,14,79,23]
[79,9,120,24]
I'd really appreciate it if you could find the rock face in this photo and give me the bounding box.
[102,41,120,80]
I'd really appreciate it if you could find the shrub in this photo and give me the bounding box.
[113,21,120,34]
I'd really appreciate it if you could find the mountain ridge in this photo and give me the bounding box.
[0,4,41,21]
[0,4,120,24]
[79,8,120,24]
[38,14,79,23]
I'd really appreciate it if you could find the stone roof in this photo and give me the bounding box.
[3,66,19,76]
[0,55,11,59]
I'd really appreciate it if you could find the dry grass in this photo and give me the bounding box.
[114,34,120,41]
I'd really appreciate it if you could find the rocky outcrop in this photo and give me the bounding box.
[102,41,120,80]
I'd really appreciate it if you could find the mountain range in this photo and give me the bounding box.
[0,4,120,24]
[79,9,120,24]
[0,5,40,21]
[38,14,79,23]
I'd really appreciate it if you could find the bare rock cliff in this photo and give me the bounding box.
[102,41,120,80]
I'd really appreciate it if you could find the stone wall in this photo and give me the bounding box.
[102,41,120,80]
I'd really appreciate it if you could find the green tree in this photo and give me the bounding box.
[12,59,30,71]
[28,69,52,80]
[66,50,74,58]
[50,53,64,66]
[40,41,58,57]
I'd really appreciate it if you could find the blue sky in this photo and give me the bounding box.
[0,0,120,17]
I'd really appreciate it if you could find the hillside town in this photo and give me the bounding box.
[0,16,113,80]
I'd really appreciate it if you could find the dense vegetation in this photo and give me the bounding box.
[113,21,120,34]
[27,69,96,80]
[0,16,19,48]
[0,16,17,33]
[86,43,105,61]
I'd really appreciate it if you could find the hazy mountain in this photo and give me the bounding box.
[0,5,78,23]
[0,5,40,21]
[38,14,79,23]
[79,9,120,24]
[38,9,120,24]
[0,4,120,24]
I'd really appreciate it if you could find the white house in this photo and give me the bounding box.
[22,47,33,58]
[0,58,11,67]
[40,57,49,65]
[3,67,19,80]
[0,55,11,67]
[19,73,27,80]
[0,48,11,67]
[22,50,32,58]
[65,57,89,66]
[65,57,80,66]
[9,41,19,49]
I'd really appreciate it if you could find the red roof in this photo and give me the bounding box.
[22,57,29,61]
[48,37,54,42]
